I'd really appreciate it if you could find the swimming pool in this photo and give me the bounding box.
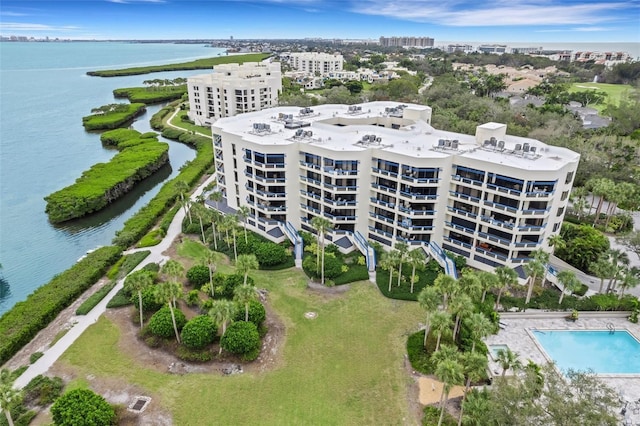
[488,344,509,360]
[531,329,640,375]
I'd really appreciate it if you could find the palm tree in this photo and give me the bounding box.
[190,202,210,244]
[208,300,236,354]
[435,358,464,426]
[407,248,426,294]
[458,268,482,300]
[464,312,494,353]
[175,180,192,223]
[477,271,498,303]
[457,352,488,426]
[161,259,185,286]
[604,182,634,230]
[394,242,409,287]
[237,205,251,244]
[0,381,20,426]
[418,286,442,348]
[234,283,258,322]
[606,249,630,293]
[209,190,223,210]
[430,343,458,367]
[496,348,522,377]
[449,293,473,340]
[592,178,614,226]
[524,250,549,305]
[221,214,239,261]
[154,281,184,343]
[547,233,566,256]
[494,266,518,310]
[434,273,458,310]
[556,270,581,305]
[209,209,222,250]
[591,254,615,294]
[431,310,453,352]
[124,270,154,330]
[203,250,219,298]
[311,216,332,286]
[236,253,259,285]
[618,266,640,299]
[380,250,400,293]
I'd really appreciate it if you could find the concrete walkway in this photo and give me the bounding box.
[13,114,216,389]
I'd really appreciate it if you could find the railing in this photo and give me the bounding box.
[445,221,476,235]
[480,215,514,230]
[477,231,512,247]
[525,190,553,198]
[399,191,437,200]
[300,175,322,185]
[514,241,540,248]
[475,246,508,261]
[486,183,521,197]
[369,212,395,224]
[323,183,357,192]
[483,200,518,214]
[400,206,436,216]
[522,208,549,216]
[370,197,396,208]
[448,206,478,219]
[300,190,321,200]
[371,183,397,193]
[443,236,472,249]
[324,197,356,206]
[368,226,393,239]
[449,191,481,203]
[255,189,286,198]
[401,175,440,184]
[517,224,546,231]
[354,230,376,271]
[324,212,356,221]
[299,160,321,170]
[371,167,399,178]
[428,241,457,279]
[452,175,483,186]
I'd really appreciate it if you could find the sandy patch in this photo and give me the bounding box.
[418,377,466,405]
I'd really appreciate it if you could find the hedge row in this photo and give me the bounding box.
[75,281,117,315]
[0,245,123,364]
[81,103,146,130]
[112,110,213,248]
[113,86,187,104]
[44,139,169,223]
[87,53,271,77]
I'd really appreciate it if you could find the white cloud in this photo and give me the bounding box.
[0,22,81,32]
[536,26,612,33]
[352,0,631,26]
[0,11,29,17]
[106,0,166,4]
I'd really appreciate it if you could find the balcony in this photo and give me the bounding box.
[513,240,540,248]
[399,190,438,200]
[521,208,549,216]
[371,183,397,194]
[299,160,321,171]
[485,183,522,197]
[300,190,321,200]
[483,200,518,214]
[324,167,358,176]
[399,205,436,216]
[255,188,286,198]
[369,212,395,225]
[324,197,356,206]
[299,175,322,186]
[323,182,358,192]
[443,236,473,249]
[447,206,477,219]
[372,167,398,178]
[445,221,476,235]
[368,226,394,239]
[479,215,514,230]
[475,246,508,261]
[451,174,483,187]
[324,212,356,221]
[477,231,512,247]
[449,190,481,203]
[246,172,286,183]
[370,197,396,209]
[525,189,554,199]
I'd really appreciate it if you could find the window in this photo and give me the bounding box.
[560,190,569,201]
[556,206,565,217]
[565,171,574,184]
[553,223,560,232]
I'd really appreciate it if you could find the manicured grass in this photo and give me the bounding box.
[113,85,187,104]
[58,267,423,425]
[177,238,210,260]
[569,82,636,112]
[171,110,212,136]
[75,282,117,315]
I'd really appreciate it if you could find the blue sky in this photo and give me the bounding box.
[1,0,638,43]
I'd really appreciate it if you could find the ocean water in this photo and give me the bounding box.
[0,42,225,314]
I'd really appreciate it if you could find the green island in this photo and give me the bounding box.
[113,78,187,104]
[81,103,146,130]
[86,52,270,77]
[44,129,169,223]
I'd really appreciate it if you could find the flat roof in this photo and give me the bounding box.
[213,101,579,171]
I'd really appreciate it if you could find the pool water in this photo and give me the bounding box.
[531,330,640,375]
[488,344,509,360]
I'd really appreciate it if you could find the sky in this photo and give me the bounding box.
[0,0,639,43]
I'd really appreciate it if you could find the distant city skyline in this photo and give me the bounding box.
[0,0,638,43]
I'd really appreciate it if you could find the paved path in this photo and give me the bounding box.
[13,114,215,389]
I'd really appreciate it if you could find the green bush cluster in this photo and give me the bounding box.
[180,315,217,349]
[186,265,210,288]
[137,229,165,247]
[0,245,122,365]
[113,85,187,104]
[149,306,187,339]
[233,300,266,327]
[106,287,132,308]
[176,346,213,362]
[29,351,44,364]
[376,259,443,301]
[422,406,457,426]
[501,289,638,312]
[75,281,117,315]
[220,321,261,360]
[87,53,270,77]
[23,374,64,406]
[82,103,146,130]
[112,120,213,248]
[218,232,292,268]
[554,223,610,273]
[130,285,163,313]
[51,388,116,426]
[106,249,150,280]
[212,273,253,300]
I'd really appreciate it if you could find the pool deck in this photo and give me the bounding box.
[485,311,640,425]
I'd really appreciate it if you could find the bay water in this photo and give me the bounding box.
[0,42,224,314]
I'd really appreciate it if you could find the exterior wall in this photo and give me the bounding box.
[211,102,579,275]
[287,52,344,73]
[187,62,282,126]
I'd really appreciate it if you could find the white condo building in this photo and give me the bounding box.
[187,62,282,126]
[211,102,579,278]
[286,52,344,73]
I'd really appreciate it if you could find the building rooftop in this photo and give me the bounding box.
[213,101,579,171]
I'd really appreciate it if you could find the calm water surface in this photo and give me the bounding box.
[0,42,224,314]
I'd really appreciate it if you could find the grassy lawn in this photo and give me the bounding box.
[170,110,212,137]
[569,82,636,112]
[58,264,423,425]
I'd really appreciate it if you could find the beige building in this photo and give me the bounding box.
[285,52,344,74]
[211,102,579,277]
[187,62,282,126]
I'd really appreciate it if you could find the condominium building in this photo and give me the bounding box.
[187,62,282,126]
[211,102,579,277]
[285,52,344,73]
[380,36,435,48]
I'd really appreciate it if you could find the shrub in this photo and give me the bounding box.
[254,242,288,266]
[51,388,115,426]
[220,321,261,360]
[216,273,252,300]
[106,288,132,309]
[141,262,160,273]
[233,300,266,327]
[180,315,217,349]
[137,229,164,247]
[0,245,122,365]
[423,406,457,426]
[186,265,210,288]
[23,374,64,406]
[186,290,201,307]
[130,285,163,313]
[176,346,213,362]
[148,306,187,338]
[75,281,117,315]
[29,352,44,364]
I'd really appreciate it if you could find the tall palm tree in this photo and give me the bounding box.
[464,312,494,353]
[203,250,219,298]
[434,273,458,310]
[234,283,258,322]
[618,266,640,299]
[175,180,192,223]
[124,270,154,330]
[449,293,472,340]
[592,178,615,226]
[236,254,259,285]
[457,352,488,426]
[237,205,251,244]
[604,182,634,230]
[193,202,212,244]
[394,242,409,287]
[524,250,549,305]
[435,358,464,426]
[154,281,184,343]
[209,209,222,250]
[606,249,630,293]
[494,266,518,310]
[380,250,400,293]
[418,286,442,348]
[430,344,458,367]
[407,248,426,294]
[556,270,581,305]
[221,214,239,261]
[591,254,615,293]
[477,271,498,303]
[161,259,185,287]
[496,348,522,377]
[431,310,453,352]
[311,216,332,286]
[209,190,223,210]
[208,300,236,354]
[547,233,566,256]
[458,268,482,300]
[0,382,20,426]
